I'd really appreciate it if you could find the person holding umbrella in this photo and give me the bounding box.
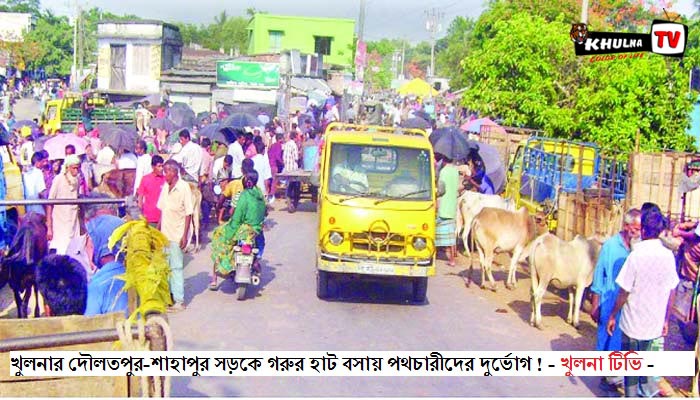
[435,152,460,267]
[464,148,495,195]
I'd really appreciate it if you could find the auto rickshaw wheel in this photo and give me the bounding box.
[412,277,428,303]
[317,270,330,299]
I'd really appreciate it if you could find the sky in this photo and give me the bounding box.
[44,0,697,43]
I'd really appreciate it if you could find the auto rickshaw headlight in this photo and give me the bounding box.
[329,231,344,246]
[412,237,427,251]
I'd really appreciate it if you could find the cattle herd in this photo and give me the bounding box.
[458,191,604,330]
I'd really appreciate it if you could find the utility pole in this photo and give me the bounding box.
[71,0,78,90]
[357,0,367,90]
[425,8,444,79]
[400,40,405,80]
[581,0,589,24]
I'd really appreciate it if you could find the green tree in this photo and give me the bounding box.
[436,16,474,88]
[0,0,40,15]
[460,11,695,153]
[23,10,73,76]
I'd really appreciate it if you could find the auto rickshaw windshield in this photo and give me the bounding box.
[327,143,432,200]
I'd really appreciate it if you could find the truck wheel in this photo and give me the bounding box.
[412,277,428,303]
[236,284,247,301]
[317,270,330,299]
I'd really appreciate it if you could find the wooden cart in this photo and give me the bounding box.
[276,170,318,213]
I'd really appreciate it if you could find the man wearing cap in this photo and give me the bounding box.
[47,154,81,255]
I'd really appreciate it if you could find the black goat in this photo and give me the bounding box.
[0,212,48,318]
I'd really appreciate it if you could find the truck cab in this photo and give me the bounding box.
[41,92,134,134]
[316,123,436,302]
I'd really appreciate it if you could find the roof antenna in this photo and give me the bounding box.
[662,8,681,22]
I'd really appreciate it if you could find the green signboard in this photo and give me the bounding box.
[216,61,280,88]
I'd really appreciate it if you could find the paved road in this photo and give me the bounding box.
[12,98,40,121]
[169,200,603,397]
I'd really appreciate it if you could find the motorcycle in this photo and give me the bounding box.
[231,237,261,300]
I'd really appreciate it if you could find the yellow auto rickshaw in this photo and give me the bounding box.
[316,123,436,302]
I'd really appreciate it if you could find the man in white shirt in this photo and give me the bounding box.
[94,144,116,185]
[22,152,47,215]
[606,208,679,398]
[171,129,203,182]
[250,141,272,197]
[117,150,138,169]
[133,140,152,195]
[227,132,246,179]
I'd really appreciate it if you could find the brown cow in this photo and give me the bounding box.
[95,169,136,198]
[468,206,539,291]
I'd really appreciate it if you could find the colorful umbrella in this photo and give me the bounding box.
[460,118,506,135]
[43,133,89,160]
[398,78,438,97]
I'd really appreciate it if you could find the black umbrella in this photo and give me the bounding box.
[466,140,506,194]
[197,111,211,125]
[198,123,229,144]
[220,127,241,144]
[150,117,177,132]
[0,124,11,145]
[429,127,472,162]
[222,113,261,128]
[13,120,39,132]
[169,103,196,130]
[97,124,139,153]
[401,117,431,130]
[413,110,432,122]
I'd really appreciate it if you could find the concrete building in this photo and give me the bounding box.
[247,14,355,68]
[97,20,182,95]
[0,12,33,42]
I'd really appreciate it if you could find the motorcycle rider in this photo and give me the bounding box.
[209,169,267,290]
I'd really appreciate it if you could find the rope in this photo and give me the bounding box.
[116,314,173,397]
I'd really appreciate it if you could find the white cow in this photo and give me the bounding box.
[456,191,515,247]
[469,206,539,291]
[528,233,603,329]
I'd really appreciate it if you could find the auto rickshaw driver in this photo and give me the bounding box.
[331,146,369,194]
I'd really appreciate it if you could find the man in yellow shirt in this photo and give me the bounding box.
[216,159,254,223]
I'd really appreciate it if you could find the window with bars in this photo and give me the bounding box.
[314,36,332,56]
[269,30,284,53]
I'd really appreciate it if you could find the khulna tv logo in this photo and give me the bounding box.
[572,19,687,58]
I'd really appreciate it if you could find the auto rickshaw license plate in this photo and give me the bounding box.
[236,254,254,264]
[356,264,395,275]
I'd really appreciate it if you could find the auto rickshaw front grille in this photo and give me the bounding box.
[351,232,406,253]
[352,243,405,253]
